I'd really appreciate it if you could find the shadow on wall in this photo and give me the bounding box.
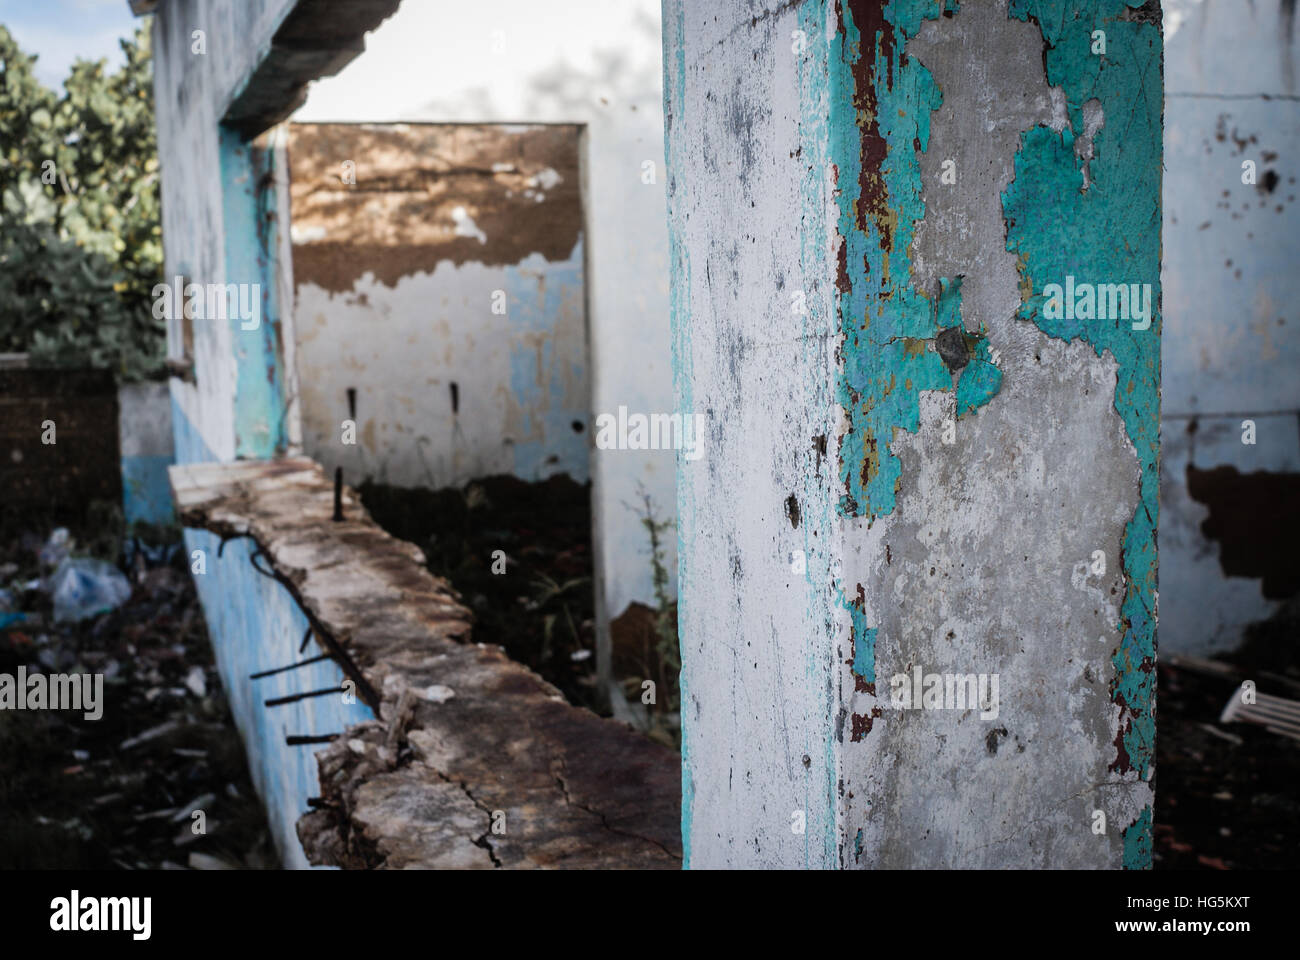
[1187,461,1300,599]
[412,8,662,121]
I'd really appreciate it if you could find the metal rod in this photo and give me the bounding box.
[233,533,381,713]
[248,546,278,581]
[286,734,340,746]
[250,653,332,680]
[333,467,343,522]
[217,532,252,558]
[266,686,346,708]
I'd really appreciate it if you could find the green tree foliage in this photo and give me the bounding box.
[0,22,163,380]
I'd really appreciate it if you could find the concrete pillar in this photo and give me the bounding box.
[666,0,1161,868]
[218,126,293,460]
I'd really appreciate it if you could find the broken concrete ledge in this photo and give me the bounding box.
[169,457,681,868]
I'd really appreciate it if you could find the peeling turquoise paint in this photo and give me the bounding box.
[956,341,1004,417]
[1002,3,1160,865]
[663,0,694,871]
[796,0,844,871]
[937,276,1004,417]
[935,274,963,328]
[833,0,993,526]
[851,623,877,686]
[830,1,998,747]
[1122,803,1153,870]
[219,126,288,459]
[666,0,1157,869]
[828,0,1158,867]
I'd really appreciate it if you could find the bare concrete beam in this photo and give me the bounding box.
[169,457,681,869]
[222,0,401,139]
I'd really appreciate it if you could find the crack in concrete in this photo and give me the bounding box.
[963,779,1140,857]
[427,766,503,869]
[552,765,681,862]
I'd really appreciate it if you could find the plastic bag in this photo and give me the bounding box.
[39,528,72,569]
[50,557,132,623]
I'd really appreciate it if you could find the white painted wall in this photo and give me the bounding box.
[291,0,674,677]
[151,0,300,461]
[294,247,589,488]
[1160,0,1300,655]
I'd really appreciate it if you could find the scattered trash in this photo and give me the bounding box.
[120,720,180,751]
[170,794,216,823]
[1195,722,1243,746]
[1220,686,1300,742]
[417,684,455,703]
[133,809,179,823]
[38,528,72,570]
[184,665,207,698]
[1156,593,1300,870]
[124,537,182,571]
[173,822,218,847]
[49,557,132,623]
[0,520,278,869]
